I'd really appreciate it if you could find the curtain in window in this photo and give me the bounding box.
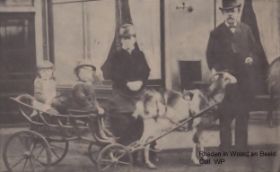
[101,0,132,80]
[252,0,280,63]
[129,0,161,79]
[87,0,116,79]
[53,0,115,84]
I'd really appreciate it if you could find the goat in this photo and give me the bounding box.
[132,71,237,168]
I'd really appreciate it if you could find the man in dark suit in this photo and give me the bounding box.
[206,0,260,151]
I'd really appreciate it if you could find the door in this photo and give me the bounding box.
[0,13,36,124]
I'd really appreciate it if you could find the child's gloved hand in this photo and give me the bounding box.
[127,80,143,91]
[97,107,105,115]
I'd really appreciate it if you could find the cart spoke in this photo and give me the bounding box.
[32,145,48,165]
[29,158,35,172]
[22,158,28,172]
[100,158,114,163]
[35,146,45,160]
[10,156,26,169]
[117,160,130,165]
[31,155,45,166]
[101,163,114,171]
[29,143,36,154]
[115,151,126,160]
[50,148,60,159]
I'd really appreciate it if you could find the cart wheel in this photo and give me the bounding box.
[3,130,51,172]
[88,142,102,165]
[97,143,132,172]
[46,136,69,165]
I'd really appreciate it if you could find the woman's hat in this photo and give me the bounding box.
[37,60,54,69]
[219,0,241,10]
[74,59,96,76]
[119,23,136,39]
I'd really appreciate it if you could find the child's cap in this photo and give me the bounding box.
[37,60,54,69]
[119,24,136,39]
[74,59,96,76]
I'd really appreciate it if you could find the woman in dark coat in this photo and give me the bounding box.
[109,24,150,146]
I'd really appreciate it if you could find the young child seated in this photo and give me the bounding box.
[32,60,71,127]
[72,59,114,141]
[34,61,60,113]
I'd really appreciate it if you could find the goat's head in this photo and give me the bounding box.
[207,71,237,102]
[140,89,166,116]
[182,89,208,115]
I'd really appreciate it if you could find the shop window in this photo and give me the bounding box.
[0,13,36,78]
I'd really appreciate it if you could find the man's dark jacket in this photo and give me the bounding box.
[206,22,260,97]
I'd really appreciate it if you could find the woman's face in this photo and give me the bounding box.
[121,36,136,52]
[39,68,53,79]
[78,66,94,82]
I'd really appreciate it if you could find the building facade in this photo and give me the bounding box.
[0,0,279,124]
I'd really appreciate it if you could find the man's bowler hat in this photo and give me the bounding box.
[219,0,241,10]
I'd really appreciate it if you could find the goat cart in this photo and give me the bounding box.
[2,94,114,172]
[3,93,219,172]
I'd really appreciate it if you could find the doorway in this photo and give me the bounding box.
[0,12,36,124]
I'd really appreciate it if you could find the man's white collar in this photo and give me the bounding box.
[225,21,238,27]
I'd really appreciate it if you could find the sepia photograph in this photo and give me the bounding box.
[0,0,280,171]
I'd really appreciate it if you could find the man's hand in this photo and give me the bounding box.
[127,81,143,91]
[97,107,105,115]
[245,57,253,65]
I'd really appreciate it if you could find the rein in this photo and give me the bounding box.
[141,88,221,123]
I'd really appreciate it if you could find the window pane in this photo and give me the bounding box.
[0,14,35,76]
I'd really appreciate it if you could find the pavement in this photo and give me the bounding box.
[0,114,279,172]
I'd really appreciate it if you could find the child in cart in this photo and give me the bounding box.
[33,60,67,114]
[72,59,114,141]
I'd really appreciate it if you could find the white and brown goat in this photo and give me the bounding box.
[132,71,237,168]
